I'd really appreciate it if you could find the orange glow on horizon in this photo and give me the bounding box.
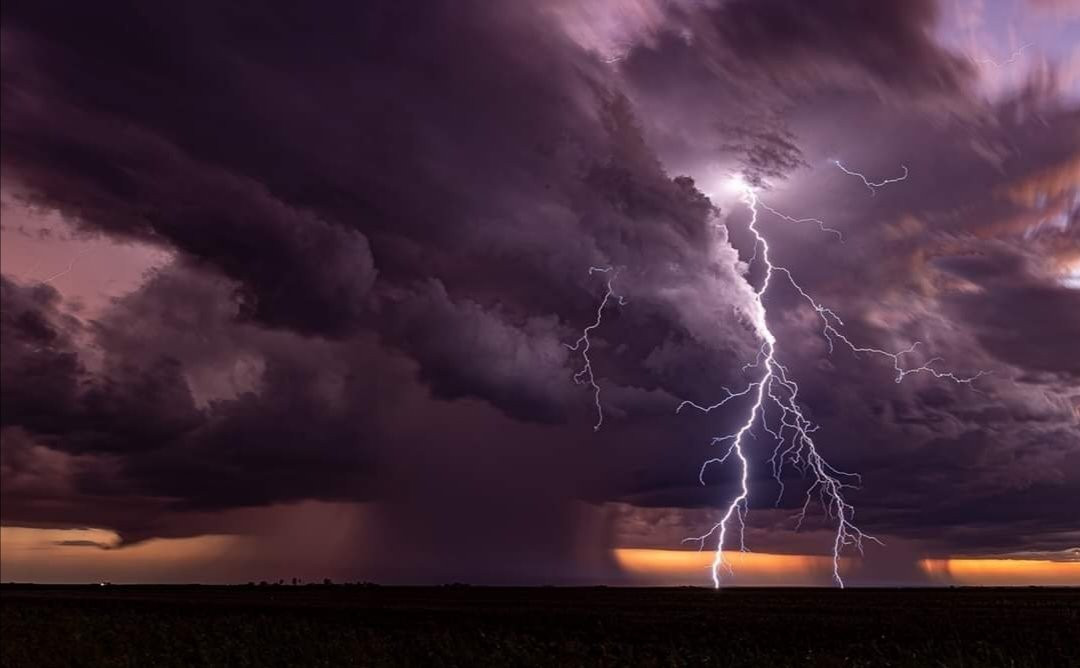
[0,527,243,584]
[919,558,1080,586]
[614,548,841,586]
[2,528,1077,586]
[616,548,1080,586]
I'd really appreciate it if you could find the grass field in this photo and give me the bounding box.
[2,585,1077,667]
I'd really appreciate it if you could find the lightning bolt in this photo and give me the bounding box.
[566,266,625,431]
[971,43,1033,69]
[759,201,843,242]
[834,160,909,196]
[678,175,986,588]
[38,248,93,285]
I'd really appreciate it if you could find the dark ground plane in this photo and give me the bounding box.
[1,585,1077,667]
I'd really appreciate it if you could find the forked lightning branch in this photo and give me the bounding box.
[567,164,986,587]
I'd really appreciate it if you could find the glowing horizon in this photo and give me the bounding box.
[614,548,1080,587]
[2,527,1077,586]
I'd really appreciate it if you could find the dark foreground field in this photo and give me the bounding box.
[2,585,1077,667]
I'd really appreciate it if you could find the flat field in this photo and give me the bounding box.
[2,585,1077,667]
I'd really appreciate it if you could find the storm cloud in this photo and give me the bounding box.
[1,0,1077,582]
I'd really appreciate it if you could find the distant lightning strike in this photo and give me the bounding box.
[38,248,92,285]
[971,43,1033,69]
[566,266,625,431]
[834,161,908,196]
[677,173,985,588]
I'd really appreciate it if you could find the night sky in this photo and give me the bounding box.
[1,0,1078,586]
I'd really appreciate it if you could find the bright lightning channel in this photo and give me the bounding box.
[566,266,625,431]
[834,161,908,196]
[758,201,843,242]
[678,173,986,588]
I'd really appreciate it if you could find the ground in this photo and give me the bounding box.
[1,585,1077,666]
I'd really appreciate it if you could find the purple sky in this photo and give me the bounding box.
[1,0,1078,585]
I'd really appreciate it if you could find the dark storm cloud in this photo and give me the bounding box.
[653,0,978,101]
[0,278,82,428]
[859,426,1080,555]
[734,98,1080,554]
[0,0,756,575]
[616,0,977,183]
[1,264,628,575]
[579,66,1078,555]
[0,0,746,400]
[0,276,202,458]
[1,0,1077,577]
[697,0,972,95]
[1,267,392,541]
[936,248,1080,378]
[1,90,377,336]
[380,279,575,423]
